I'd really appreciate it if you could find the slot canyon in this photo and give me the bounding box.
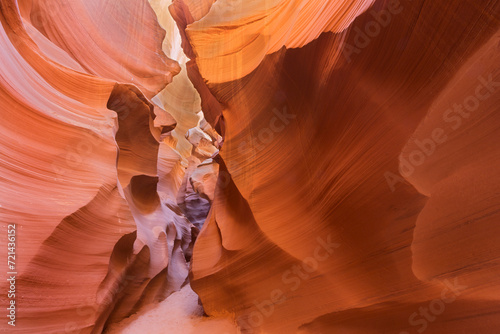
[0,0,499,333]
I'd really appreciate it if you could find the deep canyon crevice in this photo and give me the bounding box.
[1,0,499,333]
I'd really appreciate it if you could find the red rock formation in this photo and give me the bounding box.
[1,0,500,333]
[19,0,180,98]
[0,0,197,332]
[171,0,500,333]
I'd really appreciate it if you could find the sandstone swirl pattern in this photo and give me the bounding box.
[171,0,500,333]
[0,0,213,332]
[1,0,500,333]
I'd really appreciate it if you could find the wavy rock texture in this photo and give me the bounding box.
[184,0,376,83]
[19,0,180,98]
[169,0,500,333]
[1,0,500,333]
[0,0,212,332]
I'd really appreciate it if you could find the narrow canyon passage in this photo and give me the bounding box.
[1,0,500,334]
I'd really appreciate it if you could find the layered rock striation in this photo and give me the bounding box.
[1,0,500,333]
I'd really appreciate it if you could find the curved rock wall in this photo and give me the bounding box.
[171,0,500,333]
[0,0,209,332]
[1,0,499,333]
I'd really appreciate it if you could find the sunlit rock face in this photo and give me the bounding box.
[171,0,500,333]
[0,0,215,332]
[1,0,499,333]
